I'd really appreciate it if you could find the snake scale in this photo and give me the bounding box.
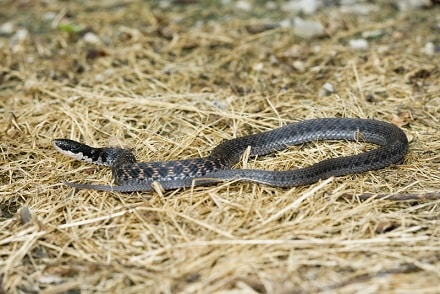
[53,118,408,192]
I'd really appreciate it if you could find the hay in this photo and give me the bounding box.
[1,1,439,293]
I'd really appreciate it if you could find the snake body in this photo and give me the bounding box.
[53,118,408,192]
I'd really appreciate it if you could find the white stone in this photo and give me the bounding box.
[83,32,101,45]
[292,17,325,39]
[235,0,251,11]
[422,42,435,55]
[349,38,369,50]
[0,22,14,34]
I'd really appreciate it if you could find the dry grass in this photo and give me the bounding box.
[1,1,440,293]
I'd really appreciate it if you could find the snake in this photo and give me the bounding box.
[53,118,408,193]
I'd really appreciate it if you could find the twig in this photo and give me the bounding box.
[342,192,440,201]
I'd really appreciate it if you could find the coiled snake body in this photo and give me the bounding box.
[53,118,408,192]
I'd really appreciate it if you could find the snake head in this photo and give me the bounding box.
[52,139,108,165]
[53,139,85,153]
[53,139,136,166]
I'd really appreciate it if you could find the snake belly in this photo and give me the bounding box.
[52,118,408,192]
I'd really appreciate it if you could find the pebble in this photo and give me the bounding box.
[235,0,251,11]
[0,22,14,34]
[281,0,321,14]
[349,38,369,50]
[265,1,277,10]
[318,82,335,97]
[292,60,306,72]
[19,206,32,224]
[423,42,435,55]
[42,11,57,21]
[252,62,264,71]
[396,0,432,10]
[292,17,325,39]
[340,4,379,15]
[83,32,101,45]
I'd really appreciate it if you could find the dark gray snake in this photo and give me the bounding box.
[53,118,408,192]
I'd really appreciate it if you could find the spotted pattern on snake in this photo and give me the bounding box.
[53,118,409,192]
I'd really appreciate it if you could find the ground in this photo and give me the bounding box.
[1,1,439,293]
